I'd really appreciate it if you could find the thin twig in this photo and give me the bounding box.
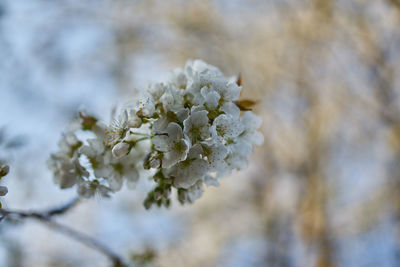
[46,197,80,217]
[0,197,80,220]
[39,216,125,266]
[0,199,126,266]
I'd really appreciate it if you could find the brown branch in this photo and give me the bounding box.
[0,197,80,223]
[0,198,126,267]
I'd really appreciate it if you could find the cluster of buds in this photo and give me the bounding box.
[48,60,263,208]
[0,164,9,208]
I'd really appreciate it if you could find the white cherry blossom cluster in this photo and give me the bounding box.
[47,111,148,199]
[48,60,263,208]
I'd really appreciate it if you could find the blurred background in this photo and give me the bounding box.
[1,0,400,266]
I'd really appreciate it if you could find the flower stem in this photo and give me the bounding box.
[134,136,151,144]
[129,131,151,137]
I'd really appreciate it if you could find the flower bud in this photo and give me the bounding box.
[149,158,161,169]
[154,191,162,201]
[143,153,152,170]
[0,165,9,177]
[163,188,171,198]
[127,110,142,128]
[112,142,130,159]
[0,186,8,196]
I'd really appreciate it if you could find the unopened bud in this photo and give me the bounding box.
[143,153,152,170]
[149,158,161,169]
[163,188,171,198]
[127,110,142,128]
[112,143,130,159]
[154,191,162,201]
[0,165,9,177]
[0,186,8,196]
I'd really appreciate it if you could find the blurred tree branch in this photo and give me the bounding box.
[0,198,126,267]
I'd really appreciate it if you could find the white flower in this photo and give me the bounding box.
[77,180,111,198]
[187,180,204,201]
[105,141,145,191]
[48,132,88,189]
[159,85,185,113]
[193,86,221,110]
[137,93,155,117]
[153,116,170,134]
[176,108,190,122]
[126,109,142,128]
[183,109,210,142]
[186,61,240,103]
[211,114,244,141]
[58,132,81,155]
[185,59,223,78]
[224,153,248,173]
[48,154,89,189]
[185,60,223,102]
[80,139,110,178]
[147,83,166,102]
[169,68,187,89]
[152,122,190,168]
[106,111,131,146]
[81,127,147,192]
[178,180,204,204]
[213,79,241,102]
[153,107,189,134]
[221,102,240,119]
[50,59,263,207]
[104,151,140,191]
[232,111,264,157]
[201,142,228,172]
[171,145,209,189]
[80,139,103,158]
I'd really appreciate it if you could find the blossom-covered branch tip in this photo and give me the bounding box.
[48,60,263,208]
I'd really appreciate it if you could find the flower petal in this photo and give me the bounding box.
[167,122,183,141]
[152,135,170,152]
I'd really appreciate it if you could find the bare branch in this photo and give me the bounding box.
[45,197,80,217]
[0,199,126,266]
